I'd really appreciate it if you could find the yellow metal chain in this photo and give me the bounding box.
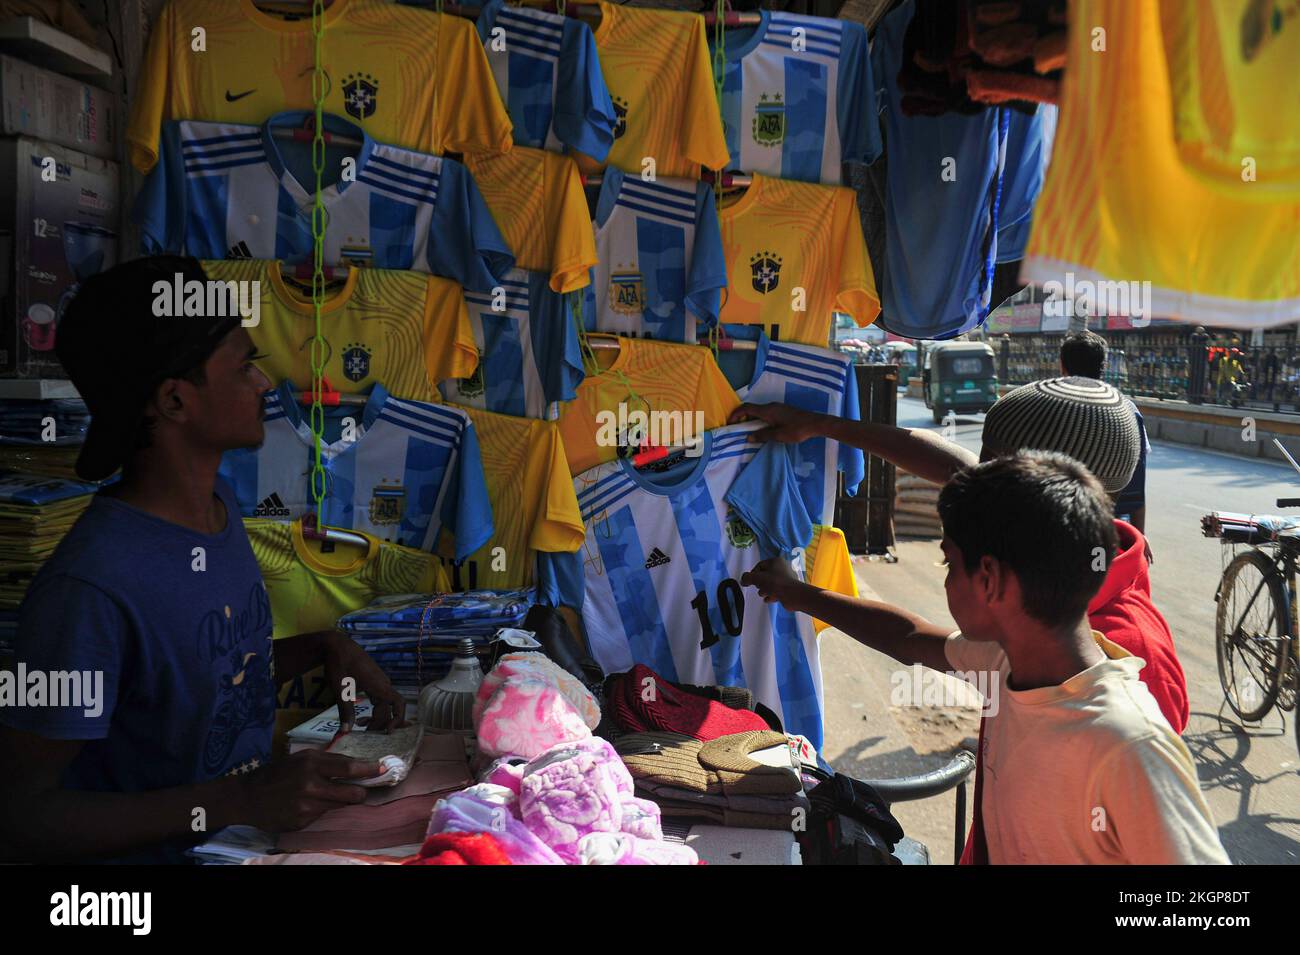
[309,0,328,526]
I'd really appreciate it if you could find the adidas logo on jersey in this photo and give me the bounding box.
[253,492,291,518]
[644,547,671,569]
[227,240,252,259]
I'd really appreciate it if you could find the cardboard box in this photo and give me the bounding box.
[0,54,117,159]
[0,137,119,377]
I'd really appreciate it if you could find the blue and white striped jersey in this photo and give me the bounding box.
[218,383,493,560]
[585,169,726,342]
[714,324,863,527]
[134,110,514,292]
[474,0,616,159]
[561,421,829,748]
[711,10,880,185]
[439,267,585,419]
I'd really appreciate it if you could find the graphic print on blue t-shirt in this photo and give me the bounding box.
[134,111,515,291]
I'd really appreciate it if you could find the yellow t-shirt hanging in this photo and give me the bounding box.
[576,0,730,179]
[803,524,858,635]
[1023,0,1300,327]
[439,406,585,595]
[716,173,879,347]
[557,337,741,476]
[464,147,598,294]
[202,260,477,403]
[128,0,513,174]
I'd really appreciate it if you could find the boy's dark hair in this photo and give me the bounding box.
[1059,330,1107,379]
[938,451,1118,628]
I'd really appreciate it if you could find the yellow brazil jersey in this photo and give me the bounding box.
[203,260,477,403]
[464,147,597,294]
[557,337,740,475]
[716,173,879,347]
[128,0,512,174]
[1024,0,1300,327]
[576,0,730,179]
[803,524,858,635]
[439,406,585,592]
[1159,0,1300,199]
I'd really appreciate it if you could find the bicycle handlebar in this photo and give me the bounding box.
[856,750,977,803]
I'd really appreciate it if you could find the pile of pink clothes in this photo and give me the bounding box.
[425,654,699,865]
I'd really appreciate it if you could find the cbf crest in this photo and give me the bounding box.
[752,93,785,146]
[612,96,628,139]
[457,351,486,400]
[342,72,379,120]
[750,251,782,294]
[609,264,645,315]
[369,482,405,526]
[342,342,372,382]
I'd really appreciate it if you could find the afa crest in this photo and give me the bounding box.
[457,351,486,400]
[612,96,629,140]
[342,341,372,382]
[752,93,785,146]
[369,483,405,526]
[609,266,645,315]
[342,72,379,120]
[750,251,782,295]
[725,507,757,549]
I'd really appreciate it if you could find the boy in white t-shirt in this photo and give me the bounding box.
[742,451,1228,864]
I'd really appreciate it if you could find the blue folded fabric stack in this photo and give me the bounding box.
[0,399,91,446]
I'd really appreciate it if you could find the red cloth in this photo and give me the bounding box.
[961,520,1190,864]
[406,832,512,866]
[610,664,771,741]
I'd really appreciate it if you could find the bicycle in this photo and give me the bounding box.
[1202,440,1300,755]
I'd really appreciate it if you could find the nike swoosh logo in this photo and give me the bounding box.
[225,89,256,102]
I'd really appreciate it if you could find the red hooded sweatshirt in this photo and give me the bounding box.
[960,520,1189,864]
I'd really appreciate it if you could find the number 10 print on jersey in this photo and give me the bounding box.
[565,421,831,748]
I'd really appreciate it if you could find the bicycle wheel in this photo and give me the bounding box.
[1216,550,1289,722]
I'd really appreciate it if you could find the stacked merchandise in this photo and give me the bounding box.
[0,471,102,611]
[336,588,536,697]
[893,472,944,539]
[0,398,90,445]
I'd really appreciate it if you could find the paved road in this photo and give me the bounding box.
[830,395,1299,864]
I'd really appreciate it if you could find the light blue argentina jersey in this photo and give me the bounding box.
[711,10,880,185]
[585,169,726,342]
[219,382,493,560]
[561,421,830,748]
[474,0,616,159]
[713,324,863,527]
[439,267,585,419]
[134,111,514,292]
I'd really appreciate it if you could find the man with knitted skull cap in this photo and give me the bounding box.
[729,377,1188,737]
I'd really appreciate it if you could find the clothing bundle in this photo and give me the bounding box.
[899,0,1066,115]
[0,398,91,446]
[605,664,777,741]
[0,471,101,609]
[615,729,811,830]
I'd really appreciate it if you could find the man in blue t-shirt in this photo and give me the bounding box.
[0,257,405,863]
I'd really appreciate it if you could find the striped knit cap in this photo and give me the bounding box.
[981,377,1140,493]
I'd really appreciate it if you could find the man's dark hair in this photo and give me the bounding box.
[1059,330,1107,379]
[938,451,1119,628]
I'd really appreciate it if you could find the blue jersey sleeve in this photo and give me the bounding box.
[686,182,727,326]
[533,285,587,405]
[429,159,516,293]
[1,576,124,740]
[837,21,882,166]
[536,549,583,610]
[441,418,495,561]
[554,18,616,160]
[725,441,813,558]
[838,362,865,496]
[133,120,187,254]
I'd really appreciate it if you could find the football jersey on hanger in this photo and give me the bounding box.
[585,169,727,343]
[135,112,514,292]
[202,260,477,405]
[710,9,880,185]
[218,383,493,560]
[472,0,617,159]
[562,421,829,747]
[555,336,740,476]
[438,405,585,603]
[463,146,597,294]
[1024,0,1300,326]
[439,270,585,419]
[714,324,863,528]
[127,0,512,174]
[716,173,878,346]
[578,0,730,179]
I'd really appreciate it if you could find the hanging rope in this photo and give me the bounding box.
[309,0,329,527]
